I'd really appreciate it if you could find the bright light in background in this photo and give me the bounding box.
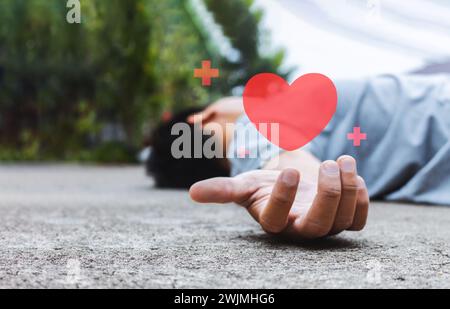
[253,0,450,80]
[189,0,241,62]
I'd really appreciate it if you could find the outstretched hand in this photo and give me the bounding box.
[189,156,369,239]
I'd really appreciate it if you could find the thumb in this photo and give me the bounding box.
[189,177,249,204]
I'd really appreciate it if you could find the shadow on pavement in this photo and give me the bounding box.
[240,234,367,251]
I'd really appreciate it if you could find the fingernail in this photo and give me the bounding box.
[323,161,340,176]
[281,170,299,186]
[341,157,355,173]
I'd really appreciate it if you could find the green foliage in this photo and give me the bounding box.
[0,0,154,161]
[147,0,213,112]
[0,0,285,162]
[203,0,290,93]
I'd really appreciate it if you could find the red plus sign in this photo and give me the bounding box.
[347,127,367,147]
[194,60,219,86]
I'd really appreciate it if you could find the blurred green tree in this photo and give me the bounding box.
[0,0,286,162]
[203,0,288,93]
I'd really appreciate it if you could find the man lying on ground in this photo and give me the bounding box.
[147,74,450,239]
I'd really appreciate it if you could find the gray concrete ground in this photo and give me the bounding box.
[0,165,449,289]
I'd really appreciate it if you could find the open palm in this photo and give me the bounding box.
[190,156,369,239]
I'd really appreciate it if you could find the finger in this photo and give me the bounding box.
[187,109,215,124]
[329,156,359,235]
[189,177,249,204]
[348,177,370,231]
[259,169,300,234]
[294,161,341,238]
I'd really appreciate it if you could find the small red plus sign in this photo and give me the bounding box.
[194,60,219,86]
[347,127,367,147]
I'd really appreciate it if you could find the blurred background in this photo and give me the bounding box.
[0,0,449,163]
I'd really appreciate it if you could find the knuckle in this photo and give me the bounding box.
[270,194,291,206]
[260,218,286,234]
[342,182,360,194]
[301,220,330,238]
[333,219,354,231]
[349,218,368,231]
[319,185,341,199]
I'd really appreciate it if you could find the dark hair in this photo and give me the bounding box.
[147,107,230,188]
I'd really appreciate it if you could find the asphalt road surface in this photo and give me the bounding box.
[0,165,449,288]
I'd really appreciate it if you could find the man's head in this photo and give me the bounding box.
[147,107,230,189]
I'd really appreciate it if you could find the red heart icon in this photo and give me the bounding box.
[243,73,337,151]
